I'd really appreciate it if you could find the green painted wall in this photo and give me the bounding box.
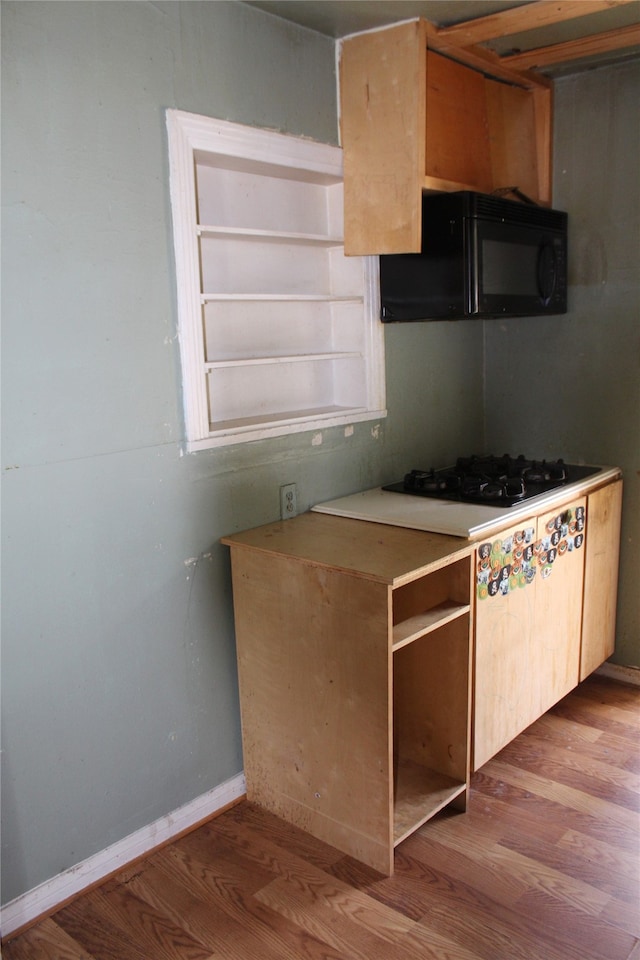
[1,1,483,904]
[3,0,636,908]
[483,60,640,669]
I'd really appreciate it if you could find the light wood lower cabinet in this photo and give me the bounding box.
[223,479,622,871]
[223,514,473,875]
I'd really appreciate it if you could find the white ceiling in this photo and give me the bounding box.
[245,1,640,76]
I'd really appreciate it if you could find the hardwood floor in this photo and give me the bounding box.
[4,674,639,960]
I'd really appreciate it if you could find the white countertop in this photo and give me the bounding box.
[312,466,621,540]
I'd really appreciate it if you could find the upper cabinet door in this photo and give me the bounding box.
[340,20,427,256]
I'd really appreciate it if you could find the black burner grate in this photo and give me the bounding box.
[383,455,600,507]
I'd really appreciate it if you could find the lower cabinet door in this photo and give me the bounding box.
[533,499,586,718]
[473,520,539,770]
[473,499,587,770]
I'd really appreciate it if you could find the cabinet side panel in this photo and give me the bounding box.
[340,21,426,255]
[580,480,623,680]
[532,84,552,205]
[228,548,393,872]
[485,80,540,202]
[426,51,493,193]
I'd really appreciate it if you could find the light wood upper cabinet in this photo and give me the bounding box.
[340,20,553,255]
[340,21,427,255]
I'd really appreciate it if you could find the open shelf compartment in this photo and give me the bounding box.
[392,558,470,650]
[394,761,467,845]
[392,559,472,846]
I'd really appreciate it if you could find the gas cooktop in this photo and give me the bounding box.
[382,454,602,507]
[313,459,618,539]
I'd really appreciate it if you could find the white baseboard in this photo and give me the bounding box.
[4,663,638,938]
[595,662,640,686]
[1,772,246,940]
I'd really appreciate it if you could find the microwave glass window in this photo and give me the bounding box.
[482,239,539,296]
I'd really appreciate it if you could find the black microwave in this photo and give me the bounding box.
[380,191,568,321]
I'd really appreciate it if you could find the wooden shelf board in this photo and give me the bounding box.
[393,759,466,845]
[194,148,343,186]
[392,601,470,651]
[423,175,482,194]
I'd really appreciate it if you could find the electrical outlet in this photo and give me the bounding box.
[280,483,297,520]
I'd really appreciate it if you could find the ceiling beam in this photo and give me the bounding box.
[432,0,634,47]
[502,21,640,68]
[421,0,638,89]
[423,21,552,89]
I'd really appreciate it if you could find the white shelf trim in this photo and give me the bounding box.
[186,406,386,452]
[210,403,369,432]
[200,293,364,303]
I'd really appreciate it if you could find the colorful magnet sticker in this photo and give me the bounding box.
[477,504,586,600]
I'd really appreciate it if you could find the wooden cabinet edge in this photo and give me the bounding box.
[531,84,553,206]
[579,479,623,681]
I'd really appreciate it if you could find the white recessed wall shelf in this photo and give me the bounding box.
[166,110,386,451]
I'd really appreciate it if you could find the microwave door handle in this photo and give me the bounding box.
[537,241,557,306]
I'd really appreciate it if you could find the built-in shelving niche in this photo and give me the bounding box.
[167,111,386,450]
